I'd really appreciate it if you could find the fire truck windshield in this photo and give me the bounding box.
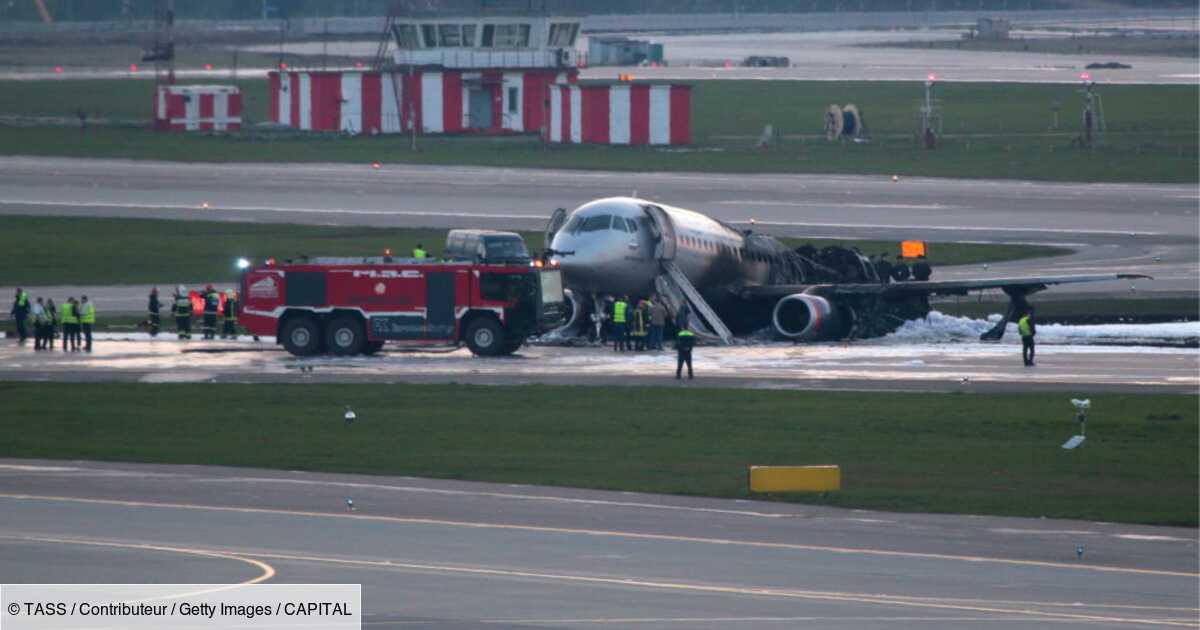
[482,235,529,262]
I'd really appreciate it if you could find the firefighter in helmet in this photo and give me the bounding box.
[202,285,220,339]
[221,288,239,339]
[172,285,193,340]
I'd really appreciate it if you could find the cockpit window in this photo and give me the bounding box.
[563,215,584,234]
[578,214,612,232]
[611,215,628,232]
[626,218,639,233]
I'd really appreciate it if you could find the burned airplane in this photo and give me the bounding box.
[545,197,1148,343]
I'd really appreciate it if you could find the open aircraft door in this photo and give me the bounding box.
[641,204,676,261]
[544,207,568,248]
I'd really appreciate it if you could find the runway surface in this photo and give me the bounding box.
[1,157,1196,313]
[0,459,1195,629]
[1,331,1195,393]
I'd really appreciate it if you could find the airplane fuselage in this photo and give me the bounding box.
[549,197,771,305]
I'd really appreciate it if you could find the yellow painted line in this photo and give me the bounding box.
[1,492,1195,580]
[226,549,1200,627]
[0,533,276,593]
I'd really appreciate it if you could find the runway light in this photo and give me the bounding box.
[371,162,381,169]
[1080,72,1091,82]
[927,73,936,82]
[201,202,210,209]
[236,258,251,270]
[891,174,899,182]
[203,63,214,71]
[54,66,63,74]
[129,63,138,72]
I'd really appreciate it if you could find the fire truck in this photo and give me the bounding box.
[238,254,566,357]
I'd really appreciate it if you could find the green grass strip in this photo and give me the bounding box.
[1,382,1194,526]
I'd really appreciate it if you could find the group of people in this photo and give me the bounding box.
[593,294,695,379]
[9,288,95,352]
[604,295,671,352]
[158,285,239,340]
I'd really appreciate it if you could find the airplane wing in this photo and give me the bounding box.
[740,273,1152,300]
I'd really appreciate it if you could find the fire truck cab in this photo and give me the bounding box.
[238,256,565,357]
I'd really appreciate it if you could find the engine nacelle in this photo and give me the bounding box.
[771,293,851,341]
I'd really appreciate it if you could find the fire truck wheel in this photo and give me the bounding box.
[282,316,322,356]
[326,315,366,356]
[465,318,505,356]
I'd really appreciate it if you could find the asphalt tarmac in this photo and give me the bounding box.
[0,459,1196,629]
[1,157,1196,313]
[1,334,1195,393]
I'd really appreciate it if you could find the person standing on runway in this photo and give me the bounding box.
[147,287,161,337]
[1018,308,1037,367]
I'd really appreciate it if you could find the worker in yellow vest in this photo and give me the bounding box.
[675,328,696,380]
[60,297,79,352]
[611,295,629,352]
[1018,308,1037,367]
[79,295,96,352]
[413,243,428,259]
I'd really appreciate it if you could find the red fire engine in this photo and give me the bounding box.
[238,255,565,357]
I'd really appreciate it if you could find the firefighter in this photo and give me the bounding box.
[44,298,58,350]
[630,299,648,351]
[60,297,79,352]
[413,243,428,259]
[222,289,238,339]
[79,295,96,352]
[675,327,695,380]
[912,256,932,281]
[202,285,219,339]
[10,287,29,344]
[611,295,629,352]
[1018,308,1037,367]
[147,287,161,337]
[172,286,193,340]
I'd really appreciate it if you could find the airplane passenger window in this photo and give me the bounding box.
[579,215,612,232]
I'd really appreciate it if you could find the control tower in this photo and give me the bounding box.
[390,12,581,70]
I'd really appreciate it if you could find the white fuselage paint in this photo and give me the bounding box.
[549,196,770,301]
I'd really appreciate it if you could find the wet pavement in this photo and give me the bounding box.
[2,331,1195,393]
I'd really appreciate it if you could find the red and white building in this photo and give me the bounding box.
[268,12,691,145]
[549,81,690,145]
[269,69,574,136]
[154,85,242,132]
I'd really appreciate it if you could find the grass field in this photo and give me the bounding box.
[1,382,1194,525]
[0,79,1194,182]
[1,215,1069,286]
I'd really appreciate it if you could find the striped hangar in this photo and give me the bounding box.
[269,69,573,136]
[549,81,690,145]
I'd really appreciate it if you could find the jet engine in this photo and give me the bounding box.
[771,293,852,341]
